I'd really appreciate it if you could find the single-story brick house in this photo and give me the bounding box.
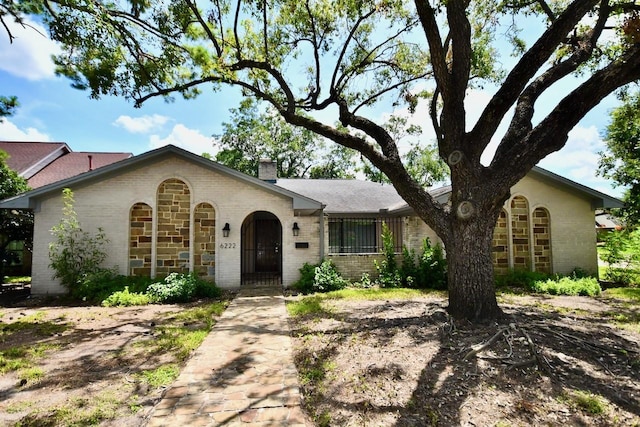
[0,144,622,294]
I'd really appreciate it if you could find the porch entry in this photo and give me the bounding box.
[241,211,282,287]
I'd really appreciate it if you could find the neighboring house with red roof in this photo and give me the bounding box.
[0,145,623,294]
[0,141,131,278]
[0,141,131,189]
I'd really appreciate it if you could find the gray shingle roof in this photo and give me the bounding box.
[275,179,405,214]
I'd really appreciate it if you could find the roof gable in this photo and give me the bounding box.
[0,141,69,177]
[0,144,323,212]
[528,166,623,209]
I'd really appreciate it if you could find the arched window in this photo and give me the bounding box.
[510,196,530,271]
[129,203,152,276]
[492,209,509,276]
[194,202,216,278]
[156,179,190,275]
[532,207,552,274]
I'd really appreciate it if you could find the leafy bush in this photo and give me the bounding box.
[601,229,640,285]
[147,273,202,303]
[48,189,110,292]
[293,262,318,293]
[374,223,402,288]
[530,276,601,296]
[102,287,153,307]
[193,277,222,299]
[495,269,551,289]
[413,238,447,290]
[74,269,155,303]
[293,260,347,294]
[377,236,447,290]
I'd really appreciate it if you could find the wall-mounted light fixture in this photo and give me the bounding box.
[222,223,231,237]
[292,222,300,237]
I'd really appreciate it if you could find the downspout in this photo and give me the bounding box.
[318,207,325,260]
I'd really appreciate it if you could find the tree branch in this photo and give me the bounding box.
[469,0,601,155]
[498,1,610,155]
[492,43,640,184]
[185,0,222,56]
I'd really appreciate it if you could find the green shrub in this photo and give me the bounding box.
[293,262,318,293]
[48,189,109,293]
[414,238,447,290]
[193,277,222,299]
[390,238,447,290]
[293,260,347,294]
[601,229,640,285]
[74,269,155,303]
[102,287,153,307]
[530,276,601,296]
[495,269,550,289]
[147,273,198,303]
[314,260,348,292]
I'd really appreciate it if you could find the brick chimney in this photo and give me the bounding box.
[258,158,277,183]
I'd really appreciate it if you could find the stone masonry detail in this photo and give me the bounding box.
[156,178,190,275]
[533,207,552,274]
[511,196,531,271]
[492,209,509,276]
[194,202,216,278]
[129,202,153,276]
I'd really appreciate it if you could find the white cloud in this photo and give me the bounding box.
[149,124,215,155]
[540,125,622,197]
[0,119,50,141]
[114,114,170,134]
[0,18,61,80]
[539,125,604,175]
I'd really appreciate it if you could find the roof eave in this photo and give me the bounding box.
[0,145,324,211]
[530,166,624,209]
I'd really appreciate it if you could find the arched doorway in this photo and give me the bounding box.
[241,211,282,286]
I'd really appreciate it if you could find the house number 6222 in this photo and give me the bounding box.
[219,243,236,249]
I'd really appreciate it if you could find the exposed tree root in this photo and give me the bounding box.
[463,323,551,372]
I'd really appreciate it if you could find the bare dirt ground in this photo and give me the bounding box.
[0,296,223,426]
[1,291,638,426]
[289,292,640,426]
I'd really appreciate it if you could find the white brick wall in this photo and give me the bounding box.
[510,174,598,275]
[30,158,598,295]
[32,157,322,293]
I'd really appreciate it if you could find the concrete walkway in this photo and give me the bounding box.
[145,288,309,426]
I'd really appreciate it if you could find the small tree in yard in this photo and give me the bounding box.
[49,189,109,292]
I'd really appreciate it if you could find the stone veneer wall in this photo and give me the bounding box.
[194,203,216,278]
[511,196,531,271]
[533,207,552,273]
[156,178,190,275]
[129,203,153,276]
[492,209,509,276]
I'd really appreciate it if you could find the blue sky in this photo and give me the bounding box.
[0,17,625,198]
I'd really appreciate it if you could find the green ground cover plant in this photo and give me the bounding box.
[5,276,30,284]
[604,287,640,302]
[531,276,601,296]
[496,269,602,297]
[287,288,439,317]
[135,302,227,362]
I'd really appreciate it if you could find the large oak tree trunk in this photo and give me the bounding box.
[444,210,503,322]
